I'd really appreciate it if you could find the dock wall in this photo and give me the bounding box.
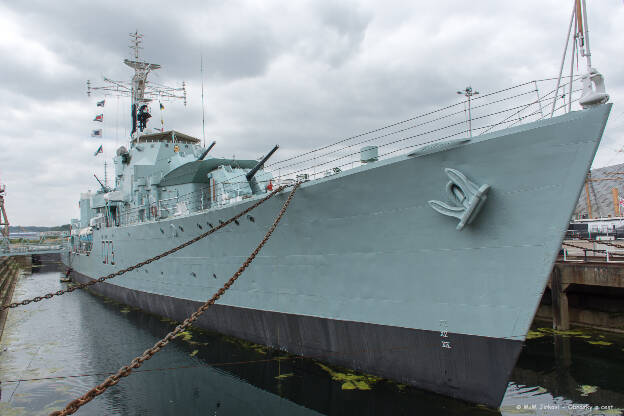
[0,256,22,340]
[536,262,624,331]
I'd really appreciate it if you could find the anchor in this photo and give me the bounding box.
[428,168,490,231]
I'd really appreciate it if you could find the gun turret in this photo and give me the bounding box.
[198,141,216,160]
[246,145,279,182]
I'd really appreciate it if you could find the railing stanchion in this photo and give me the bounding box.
[534,80,544,117]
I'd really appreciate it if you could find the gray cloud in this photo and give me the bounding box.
[0,1,622,225]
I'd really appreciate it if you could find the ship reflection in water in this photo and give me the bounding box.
[0,265,622,415]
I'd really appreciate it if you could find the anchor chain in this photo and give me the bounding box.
[50,181,300,416]
[1,185,289,312]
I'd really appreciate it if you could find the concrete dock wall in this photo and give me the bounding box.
[537,261,624,332]
[0,256,22,339]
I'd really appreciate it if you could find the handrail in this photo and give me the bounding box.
[91,75,587,231]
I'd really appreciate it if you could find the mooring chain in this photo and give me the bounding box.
[50,182,300,416]
[0,185,289,312]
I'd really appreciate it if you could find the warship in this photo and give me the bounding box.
[64,5,612,407]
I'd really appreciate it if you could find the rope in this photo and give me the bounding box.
[49,182,300,416]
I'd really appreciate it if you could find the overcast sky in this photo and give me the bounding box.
[1,0,623,226]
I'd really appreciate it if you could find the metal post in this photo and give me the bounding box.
[468,94,472,137]
[551,1,577,117]
[567,19,576,114]
[581,0,592,70]
[534,80,544,117]
[457,86,479,137]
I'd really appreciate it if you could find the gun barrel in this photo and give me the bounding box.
[198,141,216,160]
[246,145,279,181]
[94,174,105,190]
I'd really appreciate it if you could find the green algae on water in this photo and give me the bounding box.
[316,362,380,391]
[175,331,193,342]
[577,385,598,396]
[587,340,612,346]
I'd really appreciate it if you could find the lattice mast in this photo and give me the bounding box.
[87,32,187,139]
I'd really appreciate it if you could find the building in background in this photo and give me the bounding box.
[574,162,624,219]
[569,163,624,239]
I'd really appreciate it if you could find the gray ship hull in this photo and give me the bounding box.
[64,104,612,407]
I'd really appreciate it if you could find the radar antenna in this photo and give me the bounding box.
[87,32,187,138]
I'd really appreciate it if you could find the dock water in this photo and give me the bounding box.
[0,259,622,415]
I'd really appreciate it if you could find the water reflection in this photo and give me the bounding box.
[502,326,624,415]
[0,263,622,415]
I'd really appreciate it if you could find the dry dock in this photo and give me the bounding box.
[1,260,623,415]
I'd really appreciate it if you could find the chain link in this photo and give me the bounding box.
[49,181,300,416]
[1,185,289,312]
